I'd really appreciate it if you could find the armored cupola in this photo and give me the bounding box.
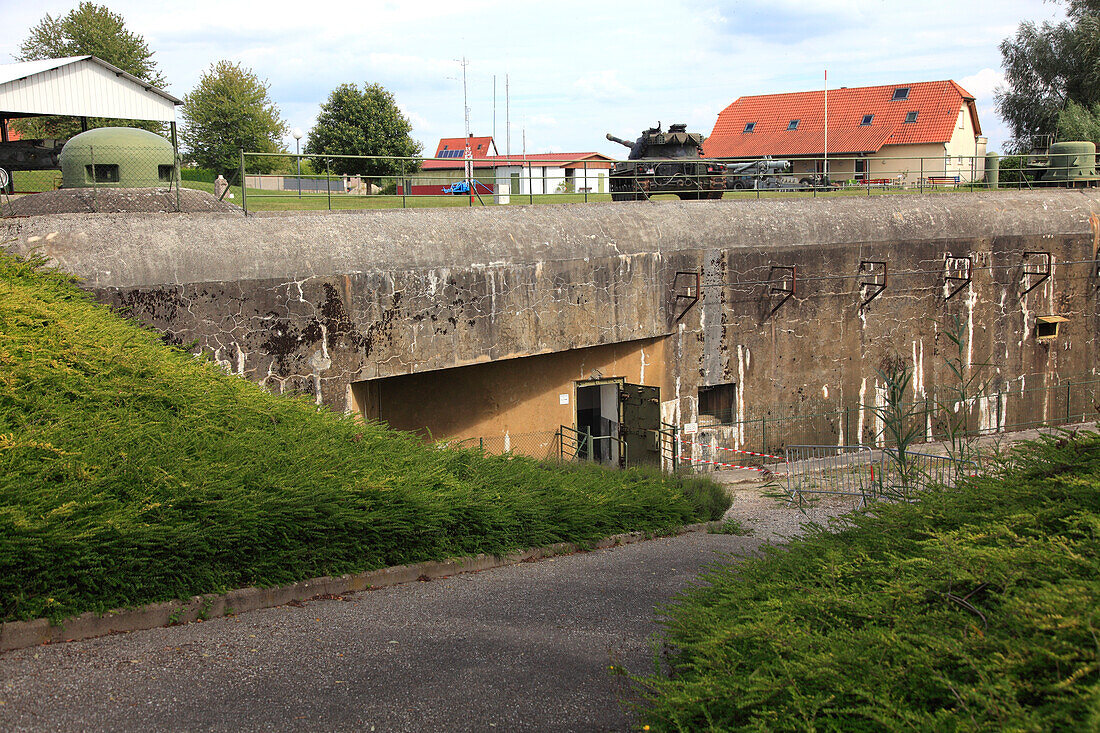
[59,127,176,189]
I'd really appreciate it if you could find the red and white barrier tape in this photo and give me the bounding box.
[678,438,783,462]
[679,455,774,474]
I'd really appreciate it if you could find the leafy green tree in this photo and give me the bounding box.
[1057,100,1100,144]
[305,83,422,178]
[180,61,288,176]
[14,2,166,138]
[996,0,1100,151]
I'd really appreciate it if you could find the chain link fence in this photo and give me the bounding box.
[4,147,1096,217]
[677,375,1100,475]
[222,149,1097,214]
[1,144,196,215]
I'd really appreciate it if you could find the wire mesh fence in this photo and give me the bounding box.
[220,148,1098,214]
[4,146,1095,217]
[2,144,188,215]
[679,375,1100,476]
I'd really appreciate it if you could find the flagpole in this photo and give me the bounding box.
[823,69,828,185]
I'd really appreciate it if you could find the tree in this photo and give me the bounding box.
[305,83,422,178]
[180,61,288,176]
[996,0,1100,152]
[1057,100,1100,145]
[15,2,166,138]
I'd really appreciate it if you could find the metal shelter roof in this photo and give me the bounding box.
[0,56,181,123]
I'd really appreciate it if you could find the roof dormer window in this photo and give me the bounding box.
[892,87,910,101]
[860,114,874,126]
[787,119,800,130]
[904,110,919,123]
[743,122,756,133]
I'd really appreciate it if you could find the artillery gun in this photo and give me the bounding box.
[605,123,725,201]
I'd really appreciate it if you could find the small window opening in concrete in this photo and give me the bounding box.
[1036,315,1068,340]
[158,165,174,182]
[698,383,736,425]
[85,164,119,183]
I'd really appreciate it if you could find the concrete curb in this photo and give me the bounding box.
[0,521,719,653]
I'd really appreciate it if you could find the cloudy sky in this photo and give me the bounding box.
[0,0,1067,156]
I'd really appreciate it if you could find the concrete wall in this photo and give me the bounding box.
[4,191,1098,455]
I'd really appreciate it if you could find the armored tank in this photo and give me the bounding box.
[605,123,725,201]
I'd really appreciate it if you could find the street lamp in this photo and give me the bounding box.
[292,128,303,199]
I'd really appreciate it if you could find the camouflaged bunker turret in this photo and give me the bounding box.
[605,123,725,201]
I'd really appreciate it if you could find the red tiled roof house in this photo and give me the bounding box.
[702,81,987,185]
[403,134,614,196]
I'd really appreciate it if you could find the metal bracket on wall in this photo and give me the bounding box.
[944,256,972,299]
[1021,251,1051,296]
[673,270,701,321]
[859,260,887,308]
[767,265,796,316]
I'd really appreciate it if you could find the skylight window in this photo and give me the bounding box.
[904,110,919,123]
[860,114,874,126]
[787,119,800,130]
[743,122,756,133]
[892,87,910,101]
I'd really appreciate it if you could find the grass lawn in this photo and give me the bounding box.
[0,251,729,624]
[633,430,1100,730]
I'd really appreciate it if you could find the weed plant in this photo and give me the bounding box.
[632,429,1100,730]
[0,252,729,623]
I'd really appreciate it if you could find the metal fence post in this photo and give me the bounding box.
[170,121,181,212]
[761,417,767,454]
[1066,380,1072,423]
[528,162,534,205]
[326,158,332,211]
[400,158,407,209]
[89,145,96,212]
[583,160,588,204]
[920,157,924,194]
[239,149,247,216]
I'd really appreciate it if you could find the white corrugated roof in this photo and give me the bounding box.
[0,55,181,122]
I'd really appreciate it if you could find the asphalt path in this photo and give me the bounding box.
[0,531,762,732]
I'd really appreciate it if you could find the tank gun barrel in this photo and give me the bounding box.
[606,133,633,148]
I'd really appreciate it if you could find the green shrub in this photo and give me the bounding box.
[634,430,1100,730]
[0,251,730,623]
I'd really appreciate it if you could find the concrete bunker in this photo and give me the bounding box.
[59,127,175,188]
[350,338,665,466]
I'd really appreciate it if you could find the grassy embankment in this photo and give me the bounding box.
[0,251,729,624]
[635,431,1100,730]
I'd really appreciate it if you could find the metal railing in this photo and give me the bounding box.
[206,148,1097,215]
[784,445,977,505]
[556,424,628,466]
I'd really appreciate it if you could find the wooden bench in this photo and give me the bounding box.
[928,176,961,187]
[858,178,892,187]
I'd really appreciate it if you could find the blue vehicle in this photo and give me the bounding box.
[442,179,490,195]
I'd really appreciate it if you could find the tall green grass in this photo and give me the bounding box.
[0,251,728,623]
[634,431,1100,730]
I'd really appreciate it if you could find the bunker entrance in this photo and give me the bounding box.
[574,378,661,467]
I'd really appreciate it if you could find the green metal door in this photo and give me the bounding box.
[619,383,660,467]
[510,173,520,195]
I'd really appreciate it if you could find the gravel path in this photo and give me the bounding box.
[0,532,761,732]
